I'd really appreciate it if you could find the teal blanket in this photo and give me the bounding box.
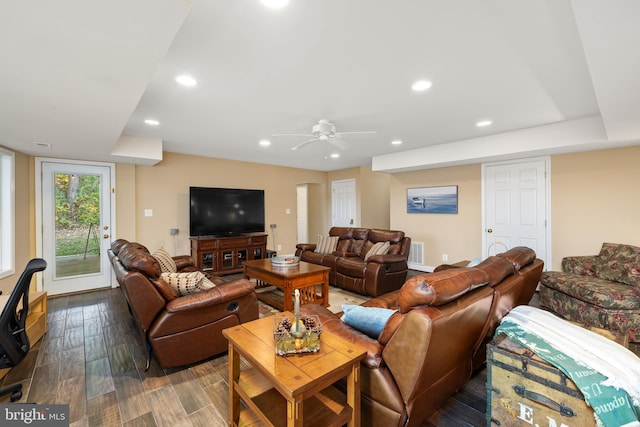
[496,306,640,427]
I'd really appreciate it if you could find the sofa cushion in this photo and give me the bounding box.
[474,257,515,286]
[341,304,396,339]
[336,257,367,278]
[314,235,339,254]
[161,271,216,296]
[153,247,177,273]
[497,246,536,271]
[364,241,390,261]
[111,239,130,255]
[594,243,640,283]
[620,255,640,287]
[118,247,161,279]
[540,271,640,310]
[398,268,490,313]
[150,277,178,301]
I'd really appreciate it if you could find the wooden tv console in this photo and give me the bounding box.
[190,234,267,275]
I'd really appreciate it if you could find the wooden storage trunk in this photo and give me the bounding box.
[487,333,596,427]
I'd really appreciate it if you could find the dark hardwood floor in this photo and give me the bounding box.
[0,287,489,426]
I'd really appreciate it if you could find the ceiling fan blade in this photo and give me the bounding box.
[335,131,377,136]
[291,138,319,151]
[329,138,351,150]
[272,133,314,137]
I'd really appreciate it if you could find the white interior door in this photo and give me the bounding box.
[40,161,114,295]
[296,184,308,243]
[332,179,356,227]
[483,158,549,266]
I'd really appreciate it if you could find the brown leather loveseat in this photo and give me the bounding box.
[300,247,543,427]
[109,239,258,369]
[295,227,411,297]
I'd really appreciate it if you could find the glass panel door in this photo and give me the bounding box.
[42,161,113,295]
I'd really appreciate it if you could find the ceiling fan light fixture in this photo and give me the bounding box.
[411,80,432,91]
[175,74,197,87]
[261,0,290,9]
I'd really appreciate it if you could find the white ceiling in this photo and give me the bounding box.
[1,0,639,172]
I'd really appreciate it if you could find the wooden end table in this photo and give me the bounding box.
[223,314,366,427]
[244,259,330,311]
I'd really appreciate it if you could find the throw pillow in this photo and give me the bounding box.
[161,271,216,296]
[314,235,339,254]
[364,241,391,261]
[340,304,396,339]
[153,247,177,274]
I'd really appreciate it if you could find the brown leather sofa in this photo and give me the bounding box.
[108,239,259,369]
[295,227,411,297]
[300,247,543,427]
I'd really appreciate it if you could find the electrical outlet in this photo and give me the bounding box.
[270,224,276,229]
[442,254,448,262]
[277,244,282,251]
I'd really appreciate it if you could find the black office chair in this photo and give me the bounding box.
[0,258,47,402]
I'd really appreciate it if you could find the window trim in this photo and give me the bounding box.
[0,147,15,279]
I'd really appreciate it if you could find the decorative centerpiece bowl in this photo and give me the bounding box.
[271,255,300,268]
[273,314,322,356]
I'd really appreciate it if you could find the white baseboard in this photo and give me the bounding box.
[407,263,434,273]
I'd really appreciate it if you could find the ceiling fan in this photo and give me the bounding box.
[272,119,376,151]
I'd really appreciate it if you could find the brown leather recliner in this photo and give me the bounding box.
[300,247,543,427]
[295,227,411,297]
[109,239,258,369]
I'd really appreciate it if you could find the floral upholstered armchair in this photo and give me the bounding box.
[539,243,640,344]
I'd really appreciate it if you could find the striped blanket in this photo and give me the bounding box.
[496,306,640,427]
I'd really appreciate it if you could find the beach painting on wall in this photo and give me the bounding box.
[407,185,458,214]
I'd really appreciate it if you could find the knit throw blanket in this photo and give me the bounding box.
[496,306,640,427]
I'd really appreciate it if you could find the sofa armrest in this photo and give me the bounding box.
[300,304,384,368]
[173,255,197,271]
[561,255,599,276]
[296,243,316,252]
[165,279,255,313]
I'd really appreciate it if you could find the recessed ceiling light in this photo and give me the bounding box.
[144,119,160,126]
[411,80,432,91]
[330,153,340,158]
[175,74,197,87]
[261,0,290,9]
[391,140,403,145]
[259,140,271,147]
[476,120,493,127]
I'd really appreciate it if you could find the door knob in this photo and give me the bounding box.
[103,225,109,230]
[103,234,110,239]
[487,228,493,233]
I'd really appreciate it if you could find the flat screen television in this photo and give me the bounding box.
[189,187,265,237]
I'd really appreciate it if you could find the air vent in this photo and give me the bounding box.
[34,142,51,149]
[408,242,424,265]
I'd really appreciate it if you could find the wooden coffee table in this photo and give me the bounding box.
[223,314,366,427]
[244,258,330,311]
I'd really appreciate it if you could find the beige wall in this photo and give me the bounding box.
[117,152,327,255]
[550,146,640,268]
[0,151,36,294]
[327,166,391,230]
[389,145,640,271]
[390,164,481,268]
